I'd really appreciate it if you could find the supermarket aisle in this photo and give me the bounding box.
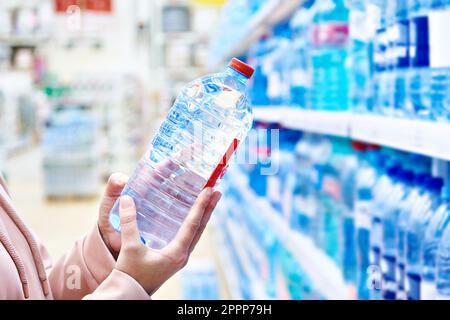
[5,147,229,300]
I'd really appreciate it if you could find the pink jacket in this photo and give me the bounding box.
[0,175,149,300]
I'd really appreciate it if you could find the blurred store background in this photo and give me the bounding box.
[2,0,450,300]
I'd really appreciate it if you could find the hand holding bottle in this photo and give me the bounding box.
[114,188,221,295]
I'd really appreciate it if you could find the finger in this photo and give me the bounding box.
[166,188,213,253]
[189,191,221,253]
[104,173,129,198]
[118,195,141,246]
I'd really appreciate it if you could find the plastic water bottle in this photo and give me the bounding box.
[289,4,314,109]
[429,0,450,122]
[392,0,410,117]
[383,0,397,116]
[396,173,429,300]
[348,0,373,113]
[339,142,359,285]
[109,58,254,249]
[421,186,450,299]
[248,36,271,106]
[436,216,450,298]
[372,0,390,114]
[370,165,400,299]
[408,0,433,119]
[406,177,443,299]
[355,151,386,299]
[380,170,414,299]
[311,0,349,111]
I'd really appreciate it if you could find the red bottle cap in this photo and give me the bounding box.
[228,58,254,79]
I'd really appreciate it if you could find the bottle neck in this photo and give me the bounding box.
[225,66,249,84]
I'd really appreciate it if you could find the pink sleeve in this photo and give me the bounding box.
[45,225,149,300]
[83,269,150,300]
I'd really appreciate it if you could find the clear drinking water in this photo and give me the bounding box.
[429,0,450,122]
[406,177,443,299]
[380,169,413,300]
[392,0,410,117]
[396,173,428,300]
[311,0,349,111]
[408,0,433,119]
[436,218,450,298]
[289,4,314,109]
[109,58,254,249]
[348,0,373,113]
[370,164,399,300]
[422,187,450,299]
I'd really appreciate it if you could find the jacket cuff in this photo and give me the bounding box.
[84,269,150,300]
[82,225,116,286]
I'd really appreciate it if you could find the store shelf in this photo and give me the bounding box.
[230,168,349,300]
[350,114,450,161]
[253,107,350,137]
[253,107,450,161]
[215,0,303,65]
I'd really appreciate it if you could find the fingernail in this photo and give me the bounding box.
[205,188,213,198]
[116,173,128,185]
[120,195,133,209]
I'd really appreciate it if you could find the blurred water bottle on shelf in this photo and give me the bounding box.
[436,216,450,298]
[369,0,385,114]
[248,35,272,106]
[396,172,429,300]
[267,129,300,213]
[408,0,433,120]
[337,141,358,285]
[352,143,377,299]
[380,169,414,300]
[370,164,400,300]
[421,186,450,299]
[288,2,314,109]
[392,0,411,117]
[406,177,443,299]
[429,0,450,122]
[311,0,350,111]
[384,0,397,117]
[265,22,292,106]
[289,135,317,236]
[109,58,254,249]
[347,0,374,113]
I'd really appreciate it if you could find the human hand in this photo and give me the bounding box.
[114,187,221,295]
[98,173,129,258]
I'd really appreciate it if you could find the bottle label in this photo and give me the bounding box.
[381,254,397,300]
[406,272,421,300]
[205,138,239,188]
[421,280,437,300]
[410,16,430,68]
[322,175,342,202]
[313,23,349,47]
[354,200,371,229]
[393,20,410,69]
[428,10,450,68]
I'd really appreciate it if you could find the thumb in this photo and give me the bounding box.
[119,195,141,246]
